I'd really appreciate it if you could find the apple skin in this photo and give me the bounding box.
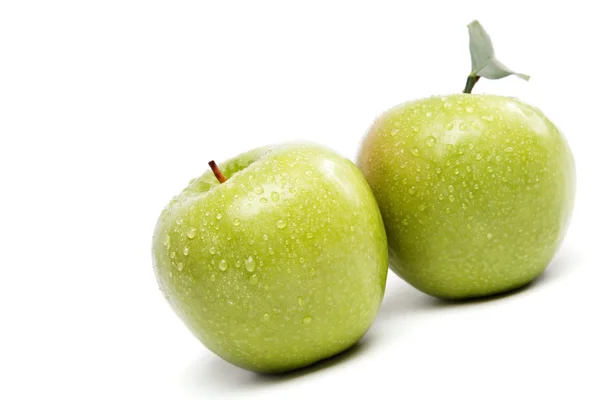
[152,143,388,373]
[357,94,575,299]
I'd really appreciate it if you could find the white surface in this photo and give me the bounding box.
[1,1,598,399]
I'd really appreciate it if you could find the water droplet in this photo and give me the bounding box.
[448,195,455,202]
[474,183,479,190]
[400,161,408,169]
[459,122,467,131]
[297,296,305,307]
[426,137,436,147]
[454,168,460,175]
[445,208,451,214]
[254,186,264,195]
[350,226,355,232]
[487,166,494,173]
[263,234,269,241]
[302,316,312,325]
[412,125,420,132]
[466,165,472,172]
[418,204,427,211]
[218,259,228,271]
[245,256,255,272]
[163,235,170,246]
[176,218,183,225]
[465,106,474,113]
[209,246,216,255]
[402,178,408,185]
[260,197,268,204]
[262,313,270,322]
[210,274,216,281]
[169,251,175,259]
[235,260,242,268]
[475,153,483,161]
[233,218,241,226]
[215,213,222,221]
[270,192,280,202]
[448,185,455,193]
[436,167,442,174]
[306,232,314,239]
[390,129,399,136]
[401,219,409,226]
[410,148,420,157]
[309,268,316,276]
[186,228,197,239]
[462,203,468,210]
[445,121,454,130]
[276,220,287,229]
[466,224,472,230]
[487,233,493,239]
[438,193,444,200]
[250,274,258,285]
[176,262,183,271]
[183,247,189,256]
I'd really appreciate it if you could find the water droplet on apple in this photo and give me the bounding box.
[309,268,316,276]
[412,125,420,132]
[425,137,436,147]
[487,233,493,239]
[176,218,183,225]
[302,316,312,325]
[400,161,408,169]
[459,123,467,131]
[254,186,264,195]
[306,232,314,239]
[260,198,268,204]
[466,165,472,172]
[262,313,270,322]
[176,262,183,271]
[186,228,197,239]
[263,234,269,241]
[163,235,170,246]
[445,208,451,214]
[250,274,258,285]
[436,167,442,174]
[487,166,494,173]
[418,204,427,211]
[445,121,454,130]
[210,274,216,281]
[245,256,255,272]
[169,251,175,259]
[408,186,417,195]
[465,106,474,113]
[462,203,467,210]
[454,168,460,175]
[401,219,408,226]
[448,195,455,202]
[448,185,454,193]
[475,154,483,161]
[297,296,305,308]
[233,218,241,226]
[438,193,444,200]
[350,226,355,232]
[207,247,215,255]
[219,259,228,271]
[270,192,280,202]
[410,148,420,157]
[276,220,287,229]
[183,247,189,256]
[235,260,242,268]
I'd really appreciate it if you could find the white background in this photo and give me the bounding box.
[1,1,598,399]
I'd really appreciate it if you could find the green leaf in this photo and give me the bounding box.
[467,20,530,81]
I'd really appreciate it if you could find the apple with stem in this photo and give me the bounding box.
[357,21,575,299]
[152,143,388,373]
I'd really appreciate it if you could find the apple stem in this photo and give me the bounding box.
[463,20,530,94]
[208,160,228,183]
[463,75,480,94]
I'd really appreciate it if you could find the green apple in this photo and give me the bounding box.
[152,143,388,373]
[357,21,575,299]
